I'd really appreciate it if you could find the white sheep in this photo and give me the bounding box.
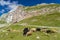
[30,28,36,32]
[26,30,33,36]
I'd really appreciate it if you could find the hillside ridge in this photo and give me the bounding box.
[1,4,60,23]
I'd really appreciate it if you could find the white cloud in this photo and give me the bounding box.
[0,0,10,6]
[8,1,18,9]
[40,3,48,5]
[37,3,55,6]
[8,3,18,9]
[50,3,55,4]
[0,0,19,9]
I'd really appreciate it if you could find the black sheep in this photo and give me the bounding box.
[46,30,56,33]
[23,28,29,36]
[36,28,41,31]
[46,30,51,33]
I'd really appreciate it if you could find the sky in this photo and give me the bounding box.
[0,0,60,16]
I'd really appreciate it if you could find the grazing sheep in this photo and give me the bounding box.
[46,30,52,33]
[51,29,57,33]
[41,28,47,32]
[30,28,36,32]
[36,28,41,31]
[23,28,29,36]
[26,30,32,36]
[46,29,57,33]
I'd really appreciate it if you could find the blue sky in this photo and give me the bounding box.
[0,0,60,16]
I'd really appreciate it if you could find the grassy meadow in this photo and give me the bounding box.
[0,24,60,40]
[0,12,60,40]
[0,4,60,40]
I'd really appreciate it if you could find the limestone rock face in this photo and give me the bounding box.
[6,6,24,23]
[6,6,33,23]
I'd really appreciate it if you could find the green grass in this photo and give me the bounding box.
[24,4,60,11]
[0,24,60,40]
[17,12,60,27]
[0,20,6,24]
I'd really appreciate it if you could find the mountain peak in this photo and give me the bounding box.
[9,5,24,13]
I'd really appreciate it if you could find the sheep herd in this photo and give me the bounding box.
[23,27,57,36]
[6,27,57,36]
[23,28,41,36]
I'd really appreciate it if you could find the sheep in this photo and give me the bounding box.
[30,28,41,32]
[51,29,58,33]
[26,30,33,36]
[36,28,41,31]
[30,28,36,32]
[25,28,41,36]
[46,30,52,33]
[41,28,47,32]
[23,28,29,36]
[41,28,57,33]
[46,29,57,33]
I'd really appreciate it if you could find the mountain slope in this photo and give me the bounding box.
[17,11,60,27]
[0,4,60,40]
[2,4,60,23]
[0,4,60,25]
